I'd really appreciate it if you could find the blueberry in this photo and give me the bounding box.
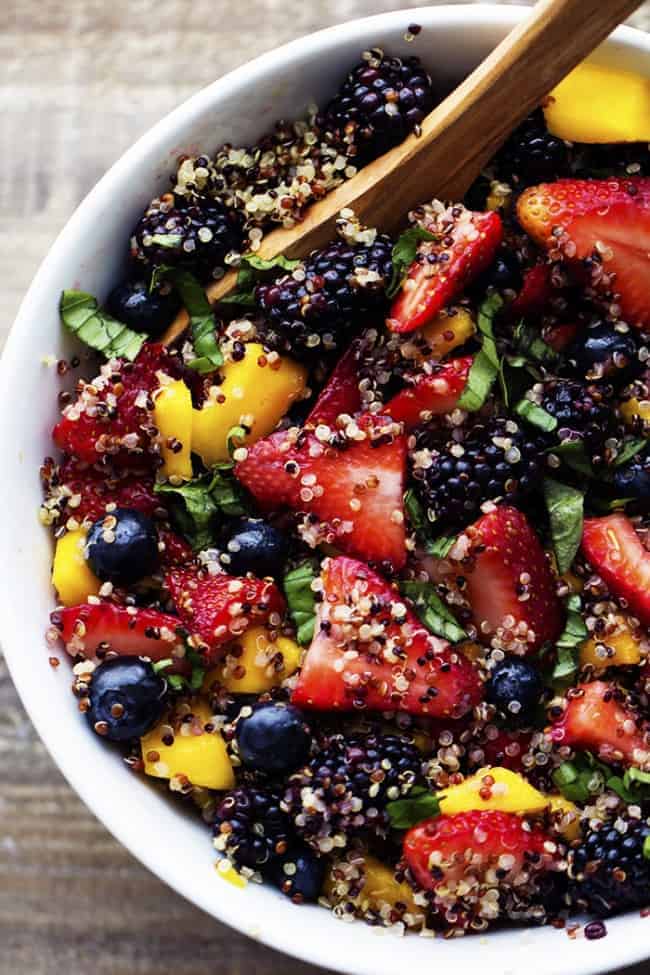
[221,518,288,578]
[107,278,181,336]
[86,657,167,741]
[613,455,650,505]
[268,846,326,902]
[569,322,639,384]
[86,507,160,585]
[236,703,311,774]
[486,658,543,726]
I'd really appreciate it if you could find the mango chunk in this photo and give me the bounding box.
[325,854,420,916]
[154,379,193,481]
[620,396,650,428]
[544,63,650,143]
[141,699,234,791]
[192,343,307,466]
[580,615,642,669]
[203,626,302,695]
[547,795,581,842]
[438,766,548,816]
[419,307,475,359]
[52,529,101,606]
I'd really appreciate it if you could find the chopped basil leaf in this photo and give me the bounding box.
[515,398,558,433]
[553,753,608,803]
[549,440,595,478]
[386,787,441,829]
[221,253,302,307]
[155,465,246,550]
[543,478,584,575]
[551,593,588,686]
[400,580,467,643]
[404,490,457,558]
[165,269,223,373]
[386,226,437,299]
[427,534,456,558]
[60,290,145,361]
[513,320,558,365]
[152,658,174,674]
[613,438,647,467]
[283,561,318,646]
[457,294,503,412]
[167,674,186,691]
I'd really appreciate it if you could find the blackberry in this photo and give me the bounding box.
[570,815,650,918]
[131,195,244,280]
[497,110,570,186]
[255,237,393,358]
[541,379,620,465]
[213,786,291,871]
[323,50,436,164]
[283,732,422,852]
[413,418,544,532]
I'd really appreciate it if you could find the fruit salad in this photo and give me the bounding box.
[43,48,650,936]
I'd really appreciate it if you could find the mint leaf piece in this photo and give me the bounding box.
[543,478,584,574]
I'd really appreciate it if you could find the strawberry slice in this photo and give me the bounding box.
[165,567,285,662]
[517,178,650,328]
[550,680,650,768]
[158,528,193,568]
[403,809,557,925]
[51,603,188,670]
[291,556,483,718]
[53,343,184,465]
[306,342,362,427]
[462,507,564,654]
[582,514,650,626]
[509,263,552,318]
[388,207,503,334]
[235,415,408,569]
[46,460,159,525]
[382,356,472,430]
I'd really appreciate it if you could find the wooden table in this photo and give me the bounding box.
[2,2,650,972]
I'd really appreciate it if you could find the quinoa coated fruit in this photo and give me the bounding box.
[44,46,650,942]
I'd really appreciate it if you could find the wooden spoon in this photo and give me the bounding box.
[162,0,643,346]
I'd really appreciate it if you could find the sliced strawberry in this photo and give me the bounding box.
[462,507,564,654]
[165,567,285,662]
[468,728,534,775]
[388,207,503,334]
[382,356,472,430]
[581,514,650,626]
[517,178,650,328]
[49,460,159,524]
[53,343,184,465]
[509,263,552,318]
[235,415,408,569]
[403,809,557,925]
[158,529,193,568]
[51,603,188,670]
[543,321,579,353]
[291,556,483,718]
[550,680,650,768]
[307,342,361,426]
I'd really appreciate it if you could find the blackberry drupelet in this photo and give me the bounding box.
[570,815,650,918]
[542,378,620,465]
[413,418,544,532]
[322,50,436,164]
[283,732,422,852]
[255,237,393,358]
[213,786,291,871]
[497,110,570,186]
[131,195,245,280]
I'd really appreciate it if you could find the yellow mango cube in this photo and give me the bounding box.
[203,626,302,695]
[154,379,193,481]
[192,343,307,466]
[580,615,641,669]
[438,766,548,816]
[52,529,101,606]
[544,63,650,143]
[620,396,650,427]
[547,795,581,842]
[419,307,476,359]
[325,854,419,916]
[141,700,234,791]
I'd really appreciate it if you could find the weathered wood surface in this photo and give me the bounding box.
[2,2,650,972]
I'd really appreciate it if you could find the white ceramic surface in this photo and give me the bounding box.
[2,5,650,974]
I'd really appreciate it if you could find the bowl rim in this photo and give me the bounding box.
[3,5,650,974]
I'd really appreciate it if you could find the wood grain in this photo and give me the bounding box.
[2,2,650,974]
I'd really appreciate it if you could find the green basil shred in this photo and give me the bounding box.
[457,294,503,412]
[386,226,437,299]
[59,290,145,361]
[283,561,318,646]
[399,580,466,643]
[543,478,584,575]
[155,465,246,551]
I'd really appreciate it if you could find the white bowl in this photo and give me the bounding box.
[2,5,650,973]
